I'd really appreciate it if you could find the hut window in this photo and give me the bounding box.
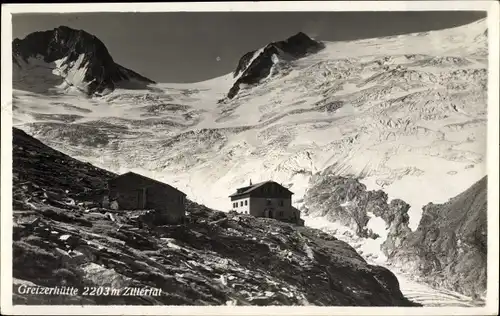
[266,199,272,206]
[245,200,248,206]
[240,201,243,207]
[279,200,284,206]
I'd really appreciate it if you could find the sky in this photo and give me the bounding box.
[12,11,486,83]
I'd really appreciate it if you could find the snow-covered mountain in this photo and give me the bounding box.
[13,26,155,96]
[13,18,487,233]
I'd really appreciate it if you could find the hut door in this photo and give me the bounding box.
[137,188,147,209]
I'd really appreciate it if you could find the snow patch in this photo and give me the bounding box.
[366,212,389,240]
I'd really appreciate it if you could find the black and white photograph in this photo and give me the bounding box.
[1,2,498,315]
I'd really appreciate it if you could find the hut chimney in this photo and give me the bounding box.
[249,179,253,186]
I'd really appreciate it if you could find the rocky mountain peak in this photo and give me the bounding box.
[14,26,112,64]
[227,31,325,99]
[13,26,155,95]
[274,31,323,56]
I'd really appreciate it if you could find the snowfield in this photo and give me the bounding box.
[12,18,488,305]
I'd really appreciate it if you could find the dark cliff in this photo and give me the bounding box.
[384,177,487,299]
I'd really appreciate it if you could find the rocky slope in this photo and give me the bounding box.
[13,127,116,206]
[12,127,419,306]
[13,26,155,95]
[383,176,487,299]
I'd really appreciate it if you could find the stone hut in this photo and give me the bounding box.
[107,171,186,223]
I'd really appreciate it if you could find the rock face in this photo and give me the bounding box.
[302,173,410,238]
[384,177,487,299]
[12,128,418,306]
[227,32,325,98]
[13,26,155,95]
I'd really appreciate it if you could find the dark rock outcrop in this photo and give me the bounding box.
[384,177,487,299]
[12,128,419,306]
[302,173,410,238]
[13,26,155,95]
[228,32,325,99]
[380,200,412,258]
